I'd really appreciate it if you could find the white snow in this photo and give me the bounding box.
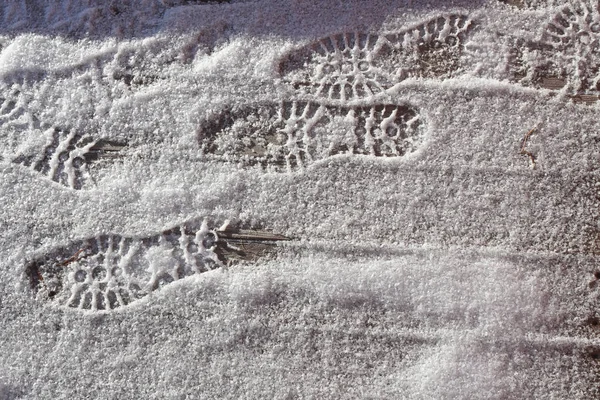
[2,0,600,399]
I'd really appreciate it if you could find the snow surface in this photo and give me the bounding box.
[2,0,600,398]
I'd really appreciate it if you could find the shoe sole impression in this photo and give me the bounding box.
[24,219,289,311]
[11,130,126,190]
[507,1,600,103]
[197,100,426,172]
[497,0,554,9]
[277,14,474,100]
[0,75,126,189]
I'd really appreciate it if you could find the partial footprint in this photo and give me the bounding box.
[0,0,165,38]
[497,0,553,9]
[12,131,125,190]
[508,1,600,102]
[197,101,425,171]
[25,220,289,311]
[278,15,473,100]
[160,0,236,5]
[0,89,125,189]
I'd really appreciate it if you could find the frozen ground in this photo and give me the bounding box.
[2,0,600,398]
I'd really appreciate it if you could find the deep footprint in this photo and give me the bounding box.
[25,220,289,311]
[508,1,600,102]
[278,14,473,100]
[197,101,425,171]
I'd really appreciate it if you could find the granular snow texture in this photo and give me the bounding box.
[1,0,600,399]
